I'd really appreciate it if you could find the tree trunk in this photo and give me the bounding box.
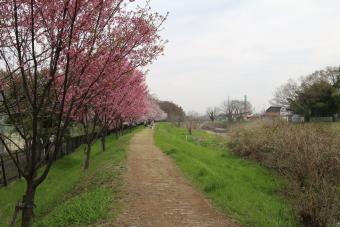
[83,143,91,170]
[101,135,106,152]
[120,124,123,136]
[21,181,36,227]
[115,130,119,140]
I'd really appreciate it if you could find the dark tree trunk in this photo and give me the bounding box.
[21,181,36,227]
[101,135,106,152]
[120,124,123,136]
[115,130,119,139]
[83,143,91,170]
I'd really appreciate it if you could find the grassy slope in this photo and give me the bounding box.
[154,123,296,227]
[0,128,138,226]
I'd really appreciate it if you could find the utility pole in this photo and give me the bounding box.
[227,96,230,121]
[244,95,247,118]
[337,65,340,89]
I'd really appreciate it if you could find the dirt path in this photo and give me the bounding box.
[115,129,237,227]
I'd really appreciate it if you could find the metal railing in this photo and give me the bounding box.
[0,134,87,187]
[0,124,138,187]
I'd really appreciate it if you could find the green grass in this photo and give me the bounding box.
[154,123,297,227]
[0,128,139,226]
[34,188,112,227]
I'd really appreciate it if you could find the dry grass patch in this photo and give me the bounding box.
[229,120,340,227]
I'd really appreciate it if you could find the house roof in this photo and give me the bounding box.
[266,106,282,113]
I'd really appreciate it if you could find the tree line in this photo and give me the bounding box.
[206,98,253,122]
[272,66,340,121]
[0,1,166,226]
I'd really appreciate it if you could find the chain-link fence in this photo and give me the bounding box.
[0,123,138,187]
[0,134,89,187]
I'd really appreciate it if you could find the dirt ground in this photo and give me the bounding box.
[114,129,237,227]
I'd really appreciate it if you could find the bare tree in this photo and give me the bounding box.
[271,79,299,107]
[185,111,201,135]
[220,98,252,121]
[302,66,340,87]
[220,99,233,122]
[206,107,218,122]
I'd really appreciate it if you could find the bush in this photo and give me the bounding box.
[229,120,340,227]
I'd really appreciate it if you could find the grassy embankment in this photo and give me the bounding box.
[154,123,297,227]
[0,128,139,226]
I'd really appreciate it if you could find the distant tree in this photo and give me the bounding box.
[290,80,340,121]
[220,99,233,122]
[230,100,244,120]
[143,96,168,122]
[275,66,340,121]
[184,111,202,135]
[206,107,218,122]
[271,79,299,107]
[158,101,185,126]
[302,66,340,88]
[220,99,252,121]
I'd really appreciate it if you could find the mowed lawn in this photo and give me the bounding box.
[154,123,297,227]
[0,129,138,226]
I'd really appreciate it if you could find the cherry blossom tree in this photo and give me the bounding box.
[71,65,149,169]
[142,96,167,123]
[0,1,166,226]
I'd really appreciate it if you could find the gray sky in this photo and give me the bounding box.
[145,0,340,113]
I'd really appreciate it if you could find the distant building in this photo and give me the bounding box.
[265,106,292,121]
[246,113,261,120]
[0,112,25,154]
[291,114,305,123]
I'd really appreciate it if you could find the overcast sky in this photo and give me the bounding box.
[144,0,340,114]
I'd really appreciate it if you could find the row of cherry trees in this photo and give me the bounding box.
[0,0,166,226]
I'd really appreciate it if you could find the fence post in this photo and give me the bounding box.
[54,147,58,162]
[60,143,64,158]
[67,142,69,154]
[1,156,7,187]
[15,151,21,179]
